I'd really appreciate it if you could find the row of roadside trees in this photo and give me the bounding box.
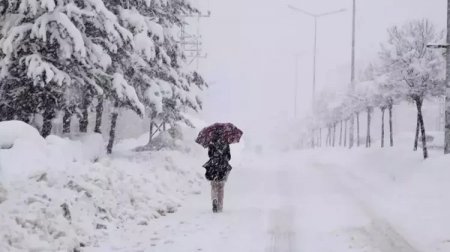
[309,19,445,159]
[0,0,207,153]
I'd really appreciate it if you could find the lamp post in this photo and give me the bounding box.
[427,0,450,154]
[349,0,356,148]
[294,54,299,118]
[288,5,346,108]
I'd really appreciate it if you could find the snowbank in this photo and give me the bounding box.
[0,120,45,149]
[0,121,205,251]
[0,128,105,186]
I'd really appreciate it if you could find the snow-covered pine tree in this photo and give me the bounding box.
[109,0,207,147]
[105,73,145,154]
[0,0,142,139]
[379,19,445,159]
[0,0,77,135]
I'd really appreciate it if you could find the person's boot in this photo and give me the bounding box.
[217,198,223,212]
[212,199,218,213]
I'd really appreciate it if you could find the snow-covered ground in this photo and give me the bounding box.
[95,146,448,252]
[1,121,449,251]
[0,121,206,251]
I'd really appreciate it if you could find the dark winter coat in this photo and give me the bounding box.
[203,140,232,181]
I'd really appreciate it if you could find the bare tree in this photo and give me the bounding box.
[380,106,386,148]
[366,107,373,148]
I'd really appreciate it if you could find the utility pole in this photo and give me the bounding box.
[294,55,299,118]
[312,18,318,105]
[350,0,356,90]
[349,0,356,149]
[180,11,211,70]
[427,0,450,153]
[288,5,346,109]
[445,0,450,154]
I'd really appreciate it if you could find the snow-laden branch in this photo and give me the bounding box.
[112,73,145,116]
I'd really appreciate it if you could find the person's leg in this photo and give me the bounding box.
[211,181,216,201]
[217,181,225,212]
[211,181,219,212]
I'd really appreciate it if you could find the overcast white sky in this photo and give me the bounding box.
[193,0,446,143]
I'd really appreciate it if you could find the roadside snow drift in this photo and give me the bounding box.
[0,121,204,252]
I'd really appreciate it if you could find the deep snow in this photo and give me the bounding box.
[0,121,206,251]
[0,122,449,252]
[88,146,450,252]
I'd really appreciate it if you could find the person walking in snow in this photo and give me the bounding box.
[203,134,232,213]
[195,123,243,213]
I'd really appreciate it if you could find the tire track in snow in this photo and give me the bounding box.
[313,161,421,252]
[265,170,297,252]
[266,209,296,252]
[345,219,421,252]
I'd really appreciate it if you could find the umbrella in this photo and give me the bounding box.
[195,123,243,148]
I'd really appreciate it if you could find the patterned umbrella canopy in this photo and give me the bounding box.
[195,123,243,148]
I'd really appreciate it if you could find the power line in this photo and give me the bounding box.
[180,8,211,70]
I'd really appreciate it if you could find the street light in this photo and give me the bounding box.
[427,41,450,154]
[294,53,300,118]
[288,5,346,107]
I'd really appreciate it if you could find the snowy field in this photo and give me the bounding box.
[0,121,449,252]
[103,147,449,252]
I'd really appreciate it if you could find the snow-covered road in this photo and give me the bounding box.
[91,149,443,252]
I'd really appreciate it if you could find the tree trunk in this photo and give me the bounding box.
[62,108,72,134]
[315,128,320,148]
[330,126,333,147]
[349,115,355,148]
[339,120,343,146]
[0,106,6,121]
[389,105,394,147]
[332,123,337,147]
[94,96,103,134]
[366,108,372,148]
[414,112,420,151]
[149,122,154,144]
[344,120,348,147]
[319,128,322,147]
[416,99,429,159]
[107,105,119,155]
[4,107,14,121]
[327,126,332,146]
[314,129,317,148]
[381,107,386,148]
[79,100,89,133]
[41,106,54,138]
[356,112,360,147]
[94,96,104,134]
